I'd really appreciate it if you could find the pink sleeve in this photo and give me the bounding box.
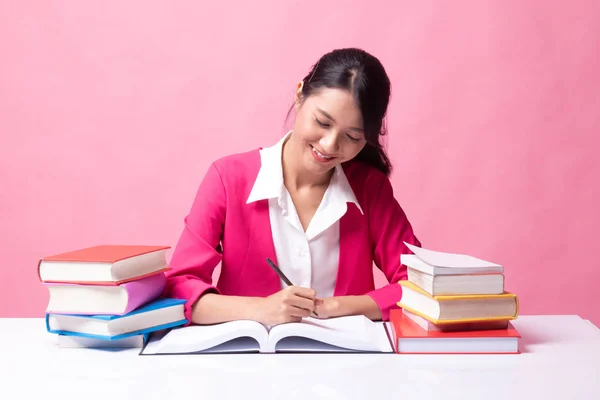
[164,163,226,324]
[365,174,421,321]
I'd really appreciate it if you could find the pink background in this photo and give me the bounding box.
[1,1,599,324]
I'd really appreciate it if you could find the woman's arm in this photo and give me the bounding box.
[315,295,381,320]
[363,172,421,320]
[190,293,264,324]
[315,173,420,322]
[192,287,319,325]
[166,161,319,326]
[163,163,227,324]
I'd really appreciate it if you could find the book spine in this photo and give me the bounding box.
[121,273,167,314]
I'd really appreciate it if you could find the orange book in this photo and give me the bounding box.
[38,245,170,285]
[398,280,519,324]
[389,309,521,354]
[402,309,509,332]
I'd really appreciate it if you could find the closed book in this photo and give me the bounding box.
[38,245,170,285]
[408,267,505,296]
[47,298,187,340]
[402,242,503,275]
[402,309,509,332]
[389,309,520,354]
[398,280,519,324]
[45,272,166,315]
[57,334,148,348]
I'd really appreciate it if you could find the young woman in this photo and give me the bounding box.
[164,48,421,326]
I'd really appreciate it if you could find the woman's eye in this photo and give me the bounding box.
[346,134,360,142]
[315,118,330,128]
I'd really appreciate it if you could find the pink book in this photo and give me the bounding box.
[45,273,166,315]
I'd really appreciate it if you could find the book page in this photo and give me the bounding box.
[267,315,392,353]
[272,337,367,352]
[404,242,502,269]
[140,320,268,354]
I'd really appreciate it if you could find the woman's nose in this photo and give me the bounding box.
[319,131,341,154]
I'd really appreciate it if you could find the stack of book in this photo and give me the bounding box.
[390,242,521,354]
[38,245,187,348]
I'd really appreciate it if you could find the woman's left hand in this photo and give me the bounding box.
[313,297,339,319]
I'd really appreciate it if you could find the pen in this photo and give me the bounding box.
[266,258,319,317]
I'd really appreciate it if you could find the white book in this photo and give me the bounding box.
[407,267,505,295]
[402,242,504,275]
[140,315,393,354]
[57,334,146,348]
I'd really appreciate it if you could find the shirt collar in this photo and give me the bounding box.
[246,132,363,215]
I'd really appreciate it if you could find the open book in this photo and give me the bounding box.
[140,315,393,354]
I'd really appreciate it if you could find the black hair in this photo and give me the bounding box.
[288,48,393,176]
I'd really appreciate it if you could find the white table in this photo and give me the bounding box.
[2,315,599,400]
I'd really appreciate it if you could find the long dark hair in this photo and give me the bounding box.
[289,48,393,176]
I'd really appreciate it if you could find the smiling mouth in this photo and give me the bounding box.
[310,145,336,163]
[310,145,336,161]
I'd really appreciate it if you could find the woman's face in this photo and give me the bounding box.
[290,86,367,177]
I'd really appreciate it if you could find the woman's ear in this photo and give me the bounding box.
[294,81,304,110]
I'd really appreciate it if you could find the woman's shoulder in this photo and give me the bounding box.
[342,160,400,211]
[342,159,389,188]
[211,148,261,178]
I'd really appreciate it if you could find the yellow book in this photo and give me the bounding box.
[397,280,519,325]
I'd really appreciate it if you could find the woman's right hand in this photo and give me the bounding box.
[257,286,317,326]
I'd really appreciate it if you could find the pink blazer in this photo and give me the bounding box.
[164,149,421,323]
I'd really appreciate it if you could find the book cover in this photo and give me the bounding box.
[38,245,171,284]
[49,320,187,341]
[40,269,169,286]
[44,272,167,315]
[389,309,521,354]
[398,280,519,323]
[40,245,170,263]
[60,298,186,321]
[46,298,187,340]
[402,309,509,332]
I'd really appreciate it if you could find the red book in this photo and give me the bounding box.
[38,245,170,285]
[389,309,521,354]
